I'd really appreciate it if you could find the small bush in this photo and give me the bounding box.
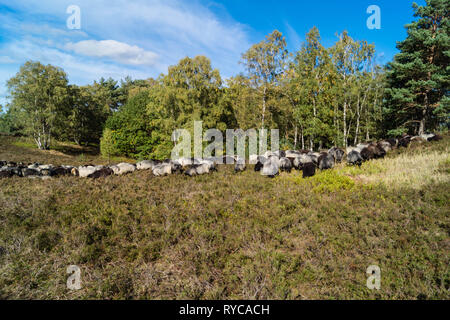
[293,170,356,193]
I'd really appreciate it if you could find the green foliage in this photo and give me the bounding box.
[383,0,450,135]
[293,170,356,193]
[0,105,23,134]
[240,30,289,130]
[100,128,119,158]
[6,61,70,149]
[4,1,446,157]
[102,90,156,159]
[102,56,237,159]
[58,85,111,145]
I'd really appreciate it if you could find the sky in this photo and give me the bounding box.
[0,0,425,107]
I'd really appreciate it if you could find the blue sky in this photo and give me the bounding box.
[0,0,424,106]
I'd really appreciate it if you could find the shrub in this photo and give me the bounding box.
[100,128,119,158]
[293,170,356,193]
[101,90,171,159]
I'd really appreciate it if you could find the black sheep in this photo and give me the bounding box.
[318,153,334,170]
[398,135,411,148]
[0,169,13,178]
[50,167,72,177]
[347,151,363,167]
[279,157,292,173]
[302,162,316,178]
[328,147,345,163]
[87,167,113,179]
[360,147,374,161]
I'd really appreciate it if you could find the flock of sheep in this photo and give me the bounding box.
[0,133,442,180]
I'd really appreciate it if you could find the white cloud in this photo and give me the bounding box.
[0,56,16,64]
[0,0,251,93]
[65,40,158,66]
[0,40,154,90]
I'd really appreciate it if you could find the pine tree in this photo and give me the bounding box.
[384,0,449,136]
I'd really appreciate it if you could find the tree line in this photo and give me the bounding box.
[0,0,447,159]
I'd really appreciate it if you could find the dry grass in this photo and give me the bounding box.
[366,151,449,189]
[0,133,449,300]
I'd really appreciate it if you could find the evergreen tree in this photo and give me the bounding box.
[384,0,449,135]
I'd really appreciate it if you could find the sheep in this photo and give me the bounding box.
[200,159,217,172]
[38,164,54,176]
[307,152,320,165]
[253,156,266,172]
[318,153,334,170]
[71,167,79,176]
[249,154,259,164]
[261,155,280,178]
[184,166,197,177]
[27,163,40,169]
[347,150,363,167]
[78,165,103,178]
[176,158,193,167]
[169,160,183,174]
[279,157,293,173]
[274,150,286,158]
[254,161,264,172]
[360,147,374,161]
[361,143,386,159]
[6,161,17,167]
[356,143,369,151]
[328,147,345,163]
[386,138,398,148]
[21,167,40,177]
[87,167,113,179]
[184,163,211,176]
[136,160,160,170]
[398,135,411,148]
[50,166,72,177]
[293,154,313,170]
[264,151,277,158]
[111,163,136,175]
[420,133,435,141]
[302,162,316,178]
[285,150,301,158]
[152,163,172,176]
[378,141,392,153]
[195,163,210,175]
[0,168,13,178]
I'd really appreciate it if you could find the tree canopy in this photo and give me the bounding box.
[2,0,447,156]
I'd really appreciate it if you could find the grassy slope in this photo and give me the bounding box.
[0,134,449,299]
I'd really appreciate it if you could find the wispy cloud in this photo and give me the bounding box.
[0,0,250,96]
[65,40,159,66]
[0,56,16,64]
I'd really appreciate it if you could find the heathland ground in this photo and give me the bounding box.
[0,133,449,299]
